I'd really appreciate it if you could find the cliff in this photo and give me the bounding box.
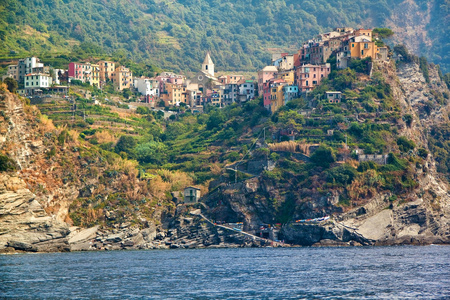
[203,60,450,246]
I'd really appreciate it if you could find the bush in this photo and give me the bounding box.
[310,145,336,168]
[397,136,415,152]
[115,135,136,155]
[0,154,17,172]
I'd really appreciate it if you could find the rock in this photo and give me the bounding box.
[68,226,99,245]
[105,233,124,243]
[170,243,180,249]
[7,240,37,252]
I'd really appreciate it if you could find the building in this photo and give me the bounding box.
[162,83,183,106]
[112,66,132,91]
[184,187,201,204]
[202,52,214,77]
[284,85,299,104]
[258,66,278,96]
[273,53,295,71]
[223,83,239,106]
[325,91,342,103]
[238,80,255,102]
[218,75,244,85]
[6,65,19,81]
[277,70,295,85]
[24,73,53,94]
[134,77,160,97]
[98,61,116,83]
[18,57,44,84]
[296,63,331,92]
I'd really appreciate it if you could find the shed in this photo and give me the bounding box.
[183,187,201,204]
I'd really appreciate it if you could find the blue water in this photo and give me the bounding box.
[1,246,449,299]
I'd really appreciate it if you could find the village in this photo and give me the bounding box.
[3,27,389,113]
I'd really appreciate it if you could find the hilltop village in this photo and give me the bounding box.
[3,27,389,113]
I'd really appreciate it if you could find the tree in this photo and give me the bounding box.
[115,135,136,156]
[4,78,18,93]
[310,145,336,168]
[135,141,167,164]
[397,136,415,152]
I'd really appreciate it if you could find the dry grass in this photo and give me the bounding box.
[268,141,315,154]
[93,130,117,144]
[38,114,55,134]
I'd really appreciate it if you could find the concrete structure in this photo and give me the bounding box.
[326,91,342,103]
[6,65,19,81]
[296,63,331,92]
[184,187,201,204]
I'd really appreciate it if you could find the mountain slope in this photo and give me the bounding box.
[0,0,448,72]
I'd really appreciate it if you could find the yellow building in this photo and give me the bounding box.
[164,83,183,106]
[349,36,378,60]
[277,70,295,85]
[270,85,286,114]
[98,61,116,83]
[91,64,100,88]
[112,66,132,91]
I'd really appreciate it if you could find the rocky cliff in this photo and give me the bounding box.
[203,60,450,246]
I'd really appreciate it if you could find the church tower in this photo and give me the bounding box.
[202,52,214,77]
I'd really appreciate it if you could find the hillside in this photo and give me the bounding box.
[0,0,448,72]
[1,50,450,252]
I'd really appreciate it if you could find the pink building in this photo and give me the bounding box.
[68,62,84,81]
[155,72,184,93]
[258,66,278,96]
[263,78,285,109]
[296,63,331,92]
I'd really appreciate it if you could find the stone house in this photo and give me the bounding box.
[184,187,201,204]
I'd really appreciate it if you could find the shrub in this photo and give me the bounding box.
[310,145,336,168]
[397,136,415,152]
[0,154,17,172]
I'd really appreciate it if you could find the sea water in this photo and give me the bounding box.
[1,246,449,299]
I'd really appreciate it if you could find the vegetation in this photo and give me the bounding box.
[0,0,447,73]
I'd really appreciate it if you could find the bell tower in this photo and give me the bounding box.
[202,52,214,77]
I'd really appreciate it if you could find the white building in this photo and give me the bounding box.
[202,52,214,77]
[238,80,255,102]
[18,57,44,84]
[134,77,160,97]
[24,73,53,94]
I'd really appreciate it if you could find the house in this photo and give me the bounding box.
[277,70,295,85]
[24,73,53,95]
[112,66,132,91]
[284,85,299,104]
[134,77,160,97]
[263,78,285,111]
[98,60,116,84]
[223,83,239,106]
[326,91,342,103]
[270,83,286,113]
[296,63,331,92]
[17,57,44,84]
[218,74,244,85]
[258,66,278,96]
[184,187,201,204]
[238,80,255,102]
[273,53,295,71]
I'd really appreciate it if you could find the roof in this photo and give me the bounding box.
[326,91,342,94]
[261,66,278,72]
[185,186,201,191]
[203,52,214,65]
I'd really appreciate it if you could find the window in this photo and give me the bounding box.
[361,50,364,55]
[352,44,355,47]
[364,43,368,49]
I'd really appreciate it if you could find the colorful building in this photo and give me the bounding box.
[112,66,132,91]
[98,61,116,83]
[258,66,278,96]
[296,63,331,92]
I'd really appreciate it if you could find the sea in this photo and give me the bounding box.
[1,246,449,299]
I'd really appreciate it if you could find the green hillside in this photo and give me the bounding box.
[0,0,448,72]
